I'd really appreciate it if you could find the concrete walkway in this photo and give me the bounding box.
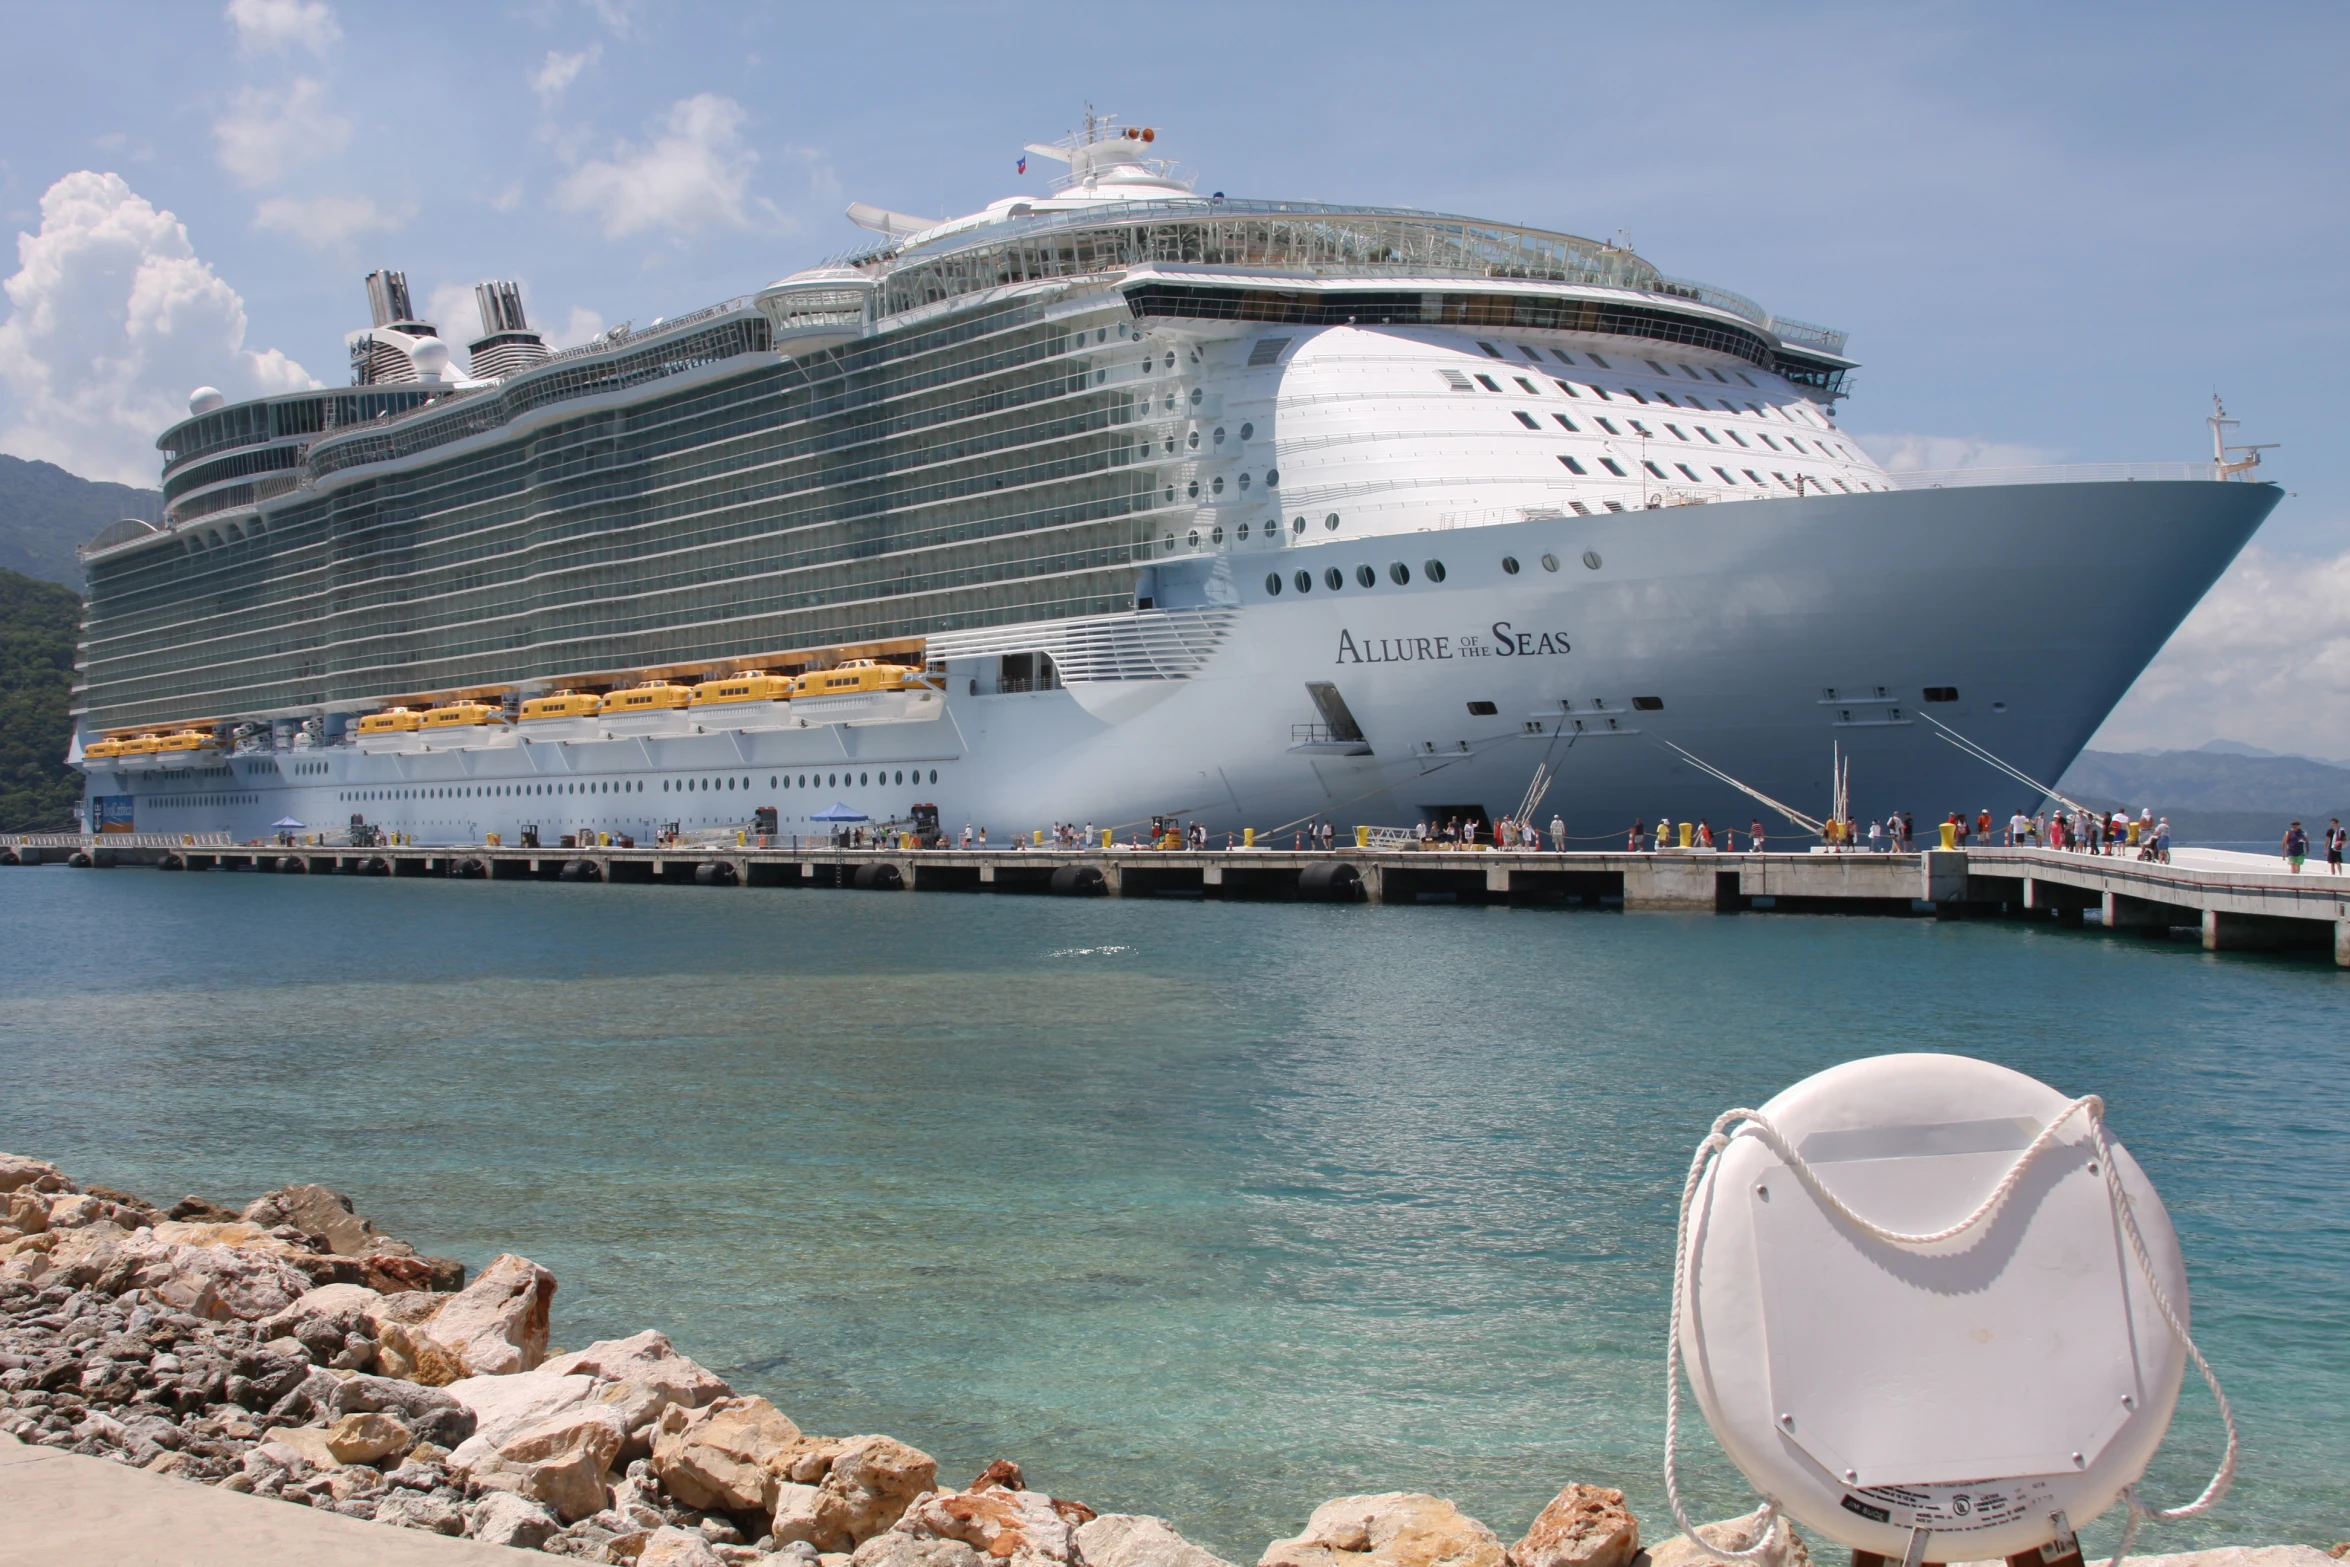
[0,1432,542,1566]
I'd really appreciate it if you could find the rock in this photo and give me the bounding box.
[4,1189,49,1233]
[896,1485,1077,1566]
[120,1232,318,1320]
[241,1183,382,1257]
[470,1489,563,1549]
[426,1253,555,1375]
[849,1537,988,1567]
[260,1282,383,1339]
[651,1395,803,1515]
[643,1526,732,1567]
[264,1425,347,1470]
[2085,1555,2335,1567]
[0,1154,75,1195]
[1508,1487,1639,1567]
[544,1329,734,1444]
[1078,1515,1239,1567]
[376,1492,466,1534]
[786,1436,941,1548]
[168,1195,241,1222]
[364,1252,467,1295]
[443,1371,600,1468]
[1260,1496,1506,1567]
[375,1319,467,1386]
[471,1404,628,1522]
[324,1410,413,1465]
[1635,1512,1807,1567]
[322,1373,475,1447]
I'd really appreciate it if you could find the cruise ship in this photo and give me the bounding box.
[69,116,2281,849]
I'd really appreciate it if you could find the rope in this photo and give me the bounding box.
[1663,1097,2237,1567]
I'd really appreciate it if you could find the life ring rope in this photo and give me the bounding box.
[1663,1096,2238,1566]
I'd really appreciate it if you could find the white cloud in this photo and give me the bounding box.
[531,45,600,107]
[0,172,318,486]
[1852,432,2066,474]
[215,78,350,187]
[554,93,757,239]
[2090,543,2350,759]
[226,0,341,56]
[547,306,606,351]
[422,283,480,346]
[254,194,411,248]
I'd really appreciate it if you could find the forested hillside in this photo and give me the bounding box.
[0,567,83,830]
[0,454,163,590]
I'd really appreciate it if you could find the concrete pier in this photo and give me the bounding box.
[8,837,2347,966]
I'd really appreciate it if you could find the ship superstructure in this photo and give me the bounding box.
[68,116,2280,847]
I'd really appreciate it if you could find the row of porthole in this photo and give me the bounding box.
[1167,512,1342,551]
[1268,560,1450,596]
[335,768,944,804]
[1502,551,1605,573]
[1171,420,1259,446]
[1175,469,1278,500]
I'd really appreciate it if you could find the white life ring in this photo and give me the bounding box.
[1670,1053,2232,1561]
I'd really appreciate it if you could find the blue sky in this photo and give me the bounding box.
[1,0,2344,753]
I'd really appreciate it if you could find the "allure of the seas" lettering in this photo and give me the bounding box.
[1335,621,1569,665]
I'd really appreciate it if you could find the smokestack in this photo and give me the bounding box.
[466,279,550,381]
[476,280,529,336]
[364,269,415,330]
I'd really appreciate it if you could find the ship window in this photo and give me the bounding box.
[1680,364,1704,379]
[1759,433,1782,451]
[1237,522,1251,540]
[1477,340,1503,357]
[1389,561,1411,584]
[1189,387,1203,405]
[1591,386,1612,400]
[1665,424,1687,441]
[1788,437,1808,453]
[1165,352,1176,369]
[1265,468,1278,485]
[1630,420,1653,437]
[1834,478,1852,493]
[1187,430,1200,449]
[1424,559,1448,582]
[1212,524,1225,543]
[859,773,867,786]
[1541,553,1561,571]
[1514,376,1539,394]
[1501,555,1521,574]
[1644,461,1667,479]
[1554,380,1580,397]
[1325,513,1340,530]
[1294,569,1313,593]
[1727,430,1749,447]
[1587,352,1610,368]
[1736,371,1757,387]
[1696,427,1718,443]
[1676,463,1700,481]
[1559,455,1587,475]
[1774,472,1795,489]
[1211,476,1224,495]
[930,770,939,784]
[1474,374,1501,391]
[1600,458,1627,476]
[1324,567,1344,591]
[1265,572,1282,595]
[1519,345,1543,362]
[1355,564,1376,588]
[1213,426,1226,445]
[1709,367,1730,382]
[1553,414,1579,432]
[1646,360,1670,376]
[1622,388,1647,404]
[1467,701,1499,716]
[1552,349,1576,365]
[1632,696,1664,711]
[1240,422,1254,439]
[1293,516,1306,533]
[1513,410,1539,429]
[1744,469,1765,484]
[1653,390,1678,407]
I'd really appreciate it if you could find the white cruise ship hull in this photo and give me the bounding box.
[78,480,2274,849]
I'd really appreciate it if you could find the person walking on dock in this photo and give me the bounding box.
[1629,819,1644,851]
[2283,820,2308,873]
[1751,819,1765,854]
[2326,818,2345,874]
[1551,813,1566,851]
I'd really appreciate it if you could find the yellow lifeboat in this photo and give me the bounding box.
[119,734,165,755]
[598,682,694,715]
[357,708,423,735]
[156,729,215,754]
[422,701,508,729]
[83,736,127,759]
[690,673,796,707]
[798,659,918,696]
[520,691,602,722]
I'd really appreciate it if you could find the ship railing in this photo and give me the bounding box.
[1891,462,2221,489]
[3,832,234,849]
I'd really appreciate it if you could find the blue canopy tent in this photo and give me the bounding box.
[808,803,868,822]
[271,817,306,829]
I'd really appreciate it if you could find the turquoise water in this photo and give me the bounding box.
[1,868,2343,1557]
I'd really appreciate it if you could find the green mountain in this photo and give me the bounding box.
[0,454,164,590]
[2056,748,2350,843]
[0,566,83,831]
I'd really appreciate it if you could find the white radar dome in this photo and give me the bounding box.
[187,386,226,416]
[1673,1054,2226,1562]
[406,337,452,382]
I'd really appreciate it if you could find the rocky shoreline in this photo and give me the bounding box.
[0,1154,2334,1567]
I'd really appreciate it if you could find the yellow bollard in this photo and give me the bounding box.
[735,830,745,847]
[1679,821,1694,849]
[1354,824,1369,848]
[600,831,611,848]
[1243,827,1255,848]
[1939,820,1957,851]
[1034,829,1044,846]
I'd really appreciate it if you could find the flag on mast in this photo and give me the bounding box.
[1016,155,1027,174]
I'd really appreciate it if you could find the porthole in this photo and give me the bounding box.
[1541,553,1561,572]
[930,769,939,783]
[1237,472,1251,491]
[1240,421,1255,440]
[1355,563,1376,588]
[895,771,904,784]
[1324,566,1344,591]
[1188,528,1201,547]
[1163,438,1175,454]
[1163,533,1176,551]
[1501,555,1521,574]
[828,774,837,787]
[1188,430,1200,449]
[1213,426,1226,446]
[1190,347,1202,364]
[1292,516,1307,534]
[1186,481,1199,499]
[1265,468,1279,486]
[860,772,869,786]
[1237,522,1252,541]
[1164,393,1176,412]
[1210,476,1224,495]
[1324,513,1340,531]
[1165,487,1175,502]
[1189,386,1203,405]
[1266,572,1283,595]
[1096,328,1107,343]
[1294,569,1313,593]
[1424,559,1448,582]
[1389,561,1411,585]
[1164,352,1175,370]
[1211,524,1225,544]
[1582,550,1603,570]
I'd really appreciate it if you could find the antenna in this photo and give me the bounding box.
[2208,393,2277,481]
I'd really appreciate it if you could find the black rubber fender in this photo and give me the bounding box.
[1049,864,1106,897]
[1297,861,1362,901]
[853,862,904,890]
